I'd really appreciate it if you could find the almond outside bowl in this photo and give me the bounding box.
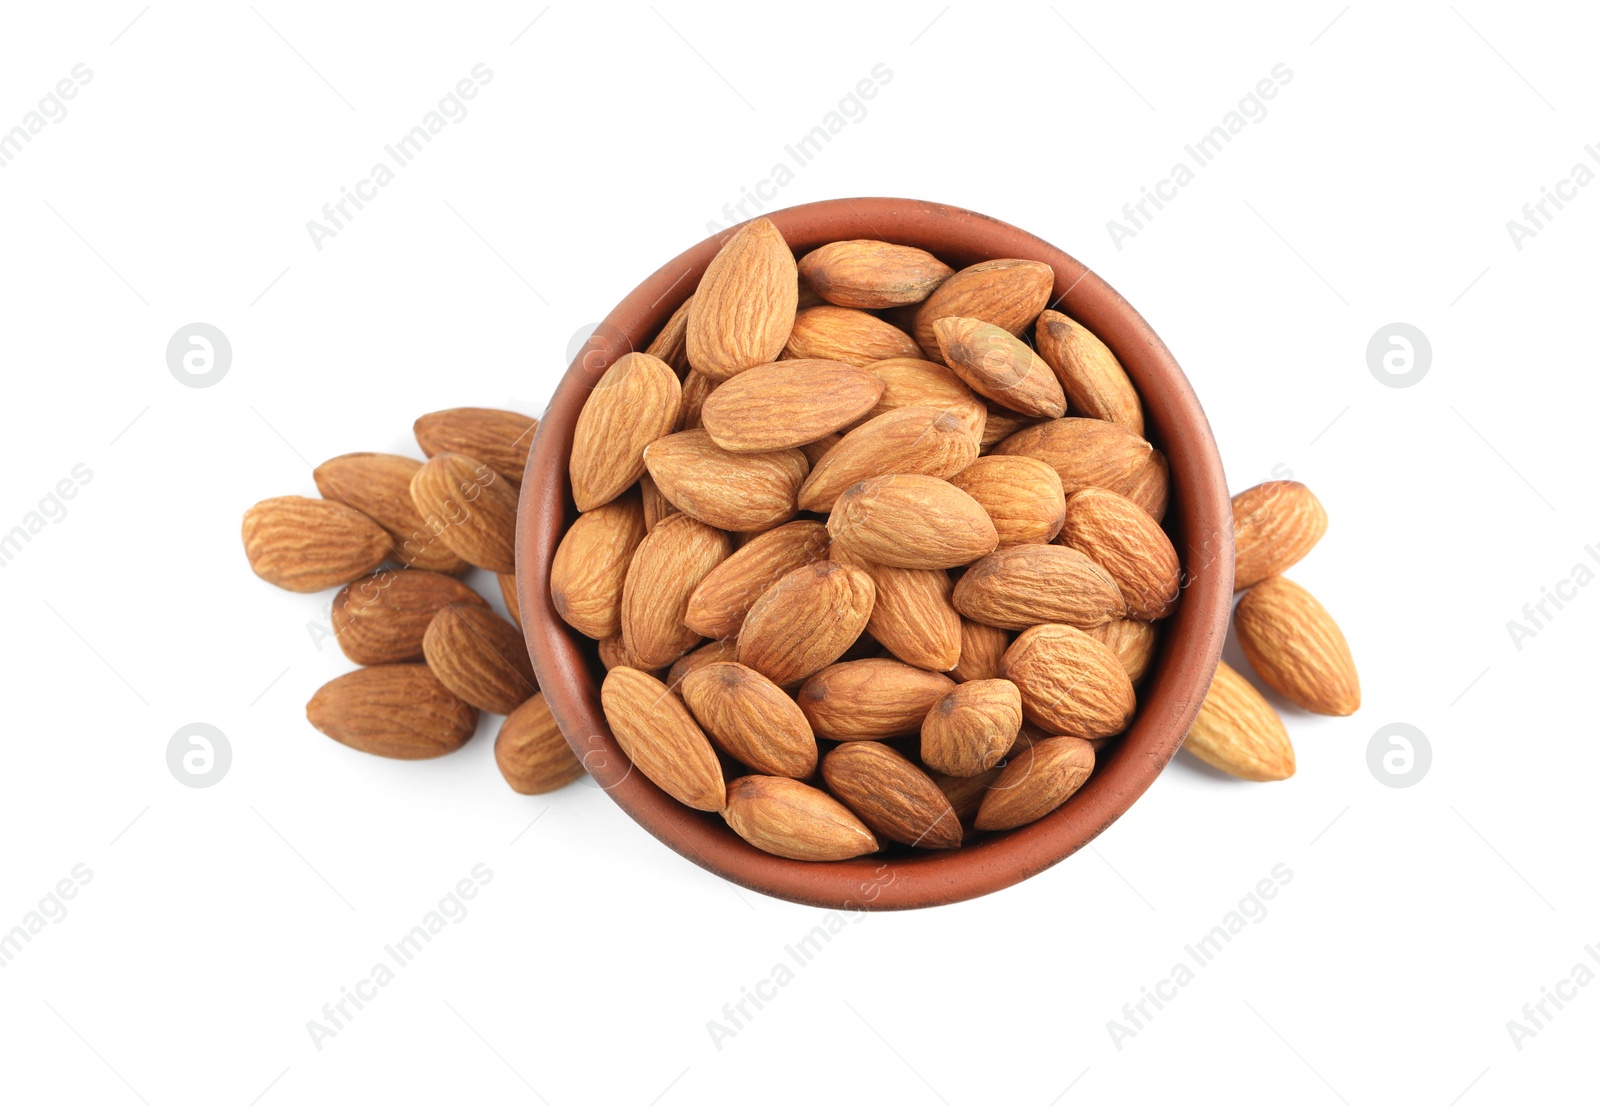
[517,197,1232,910]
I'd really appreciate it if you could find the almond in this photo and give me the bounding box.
[413,407,538,486]
[645,295,693,374]
[312,452,469,574]
[639,474,677,530]
[912,258,1054,355]
[241,495,391,593]
[736,560,876,686]
[550,490,648,638]
[570,352,683,511]
[797,240,954,309]
[821,741,962,849]
[684,520,830,640]
[307,664,477,759]
[799,433,841,467]
[797,658,955,741]
[1232,481,1328,590]
[974,735,1095,831]
[949,619,1011,682]
[1088,619,1159,684]
[498,572,521,629]
[601,667,726,810]
[332,569,489,665]
[921,678,1023,776]
[1033,310,1144,435]
[495,693,585,794]
[827,474,998,570]
[933,316,1067,418]
[699,360,883,451]
[952,544,1125,630]
[858,357,987,441]
[597,632,635,671]
[1058,487,1180,620]
[1233,577,1360,716]
[643,429,807,532]
[679,370,714,430]
[829,541,961,672]
[948,456,1066,546]
[620,513,731,670]
[783,305,923,366]
[722,775,879,861]
[1183,661,1295,781]
[979,406,1035,452]
[995,417,1168,519]
[422,603,538,715]
[798,406,979,512]
[686,217,798,380]
[931,766,1003,828]
[680,661,818,778]
[1000,623,1135,739]
[666,638,740,686]
[408,452,520,572]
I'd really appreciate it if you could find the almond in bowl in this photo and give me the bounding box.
[521,198,1235,910]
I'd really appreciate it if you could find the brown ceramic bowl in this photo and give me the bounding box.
[518,197,1231,911]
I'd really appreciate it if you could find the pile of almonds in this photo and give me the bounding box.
[240,407,584,795]
[554,218,1188,861]
[1185,479,1359,780]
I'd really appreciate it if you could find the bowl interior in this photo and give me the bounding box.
[518,197,1231,910]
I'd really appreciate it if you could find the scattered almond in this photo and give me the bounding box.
[242,495,391,593]
[408,452,520,573]
[413,407,538,485]
[332,570,488,665]
[495,693,586,794]
[1232,481,1328,590]
[1183,661,1295,781]
[307,664,477,759]
[422,603,538,715]
[1233,576,1360,716]
[313,452,469,574]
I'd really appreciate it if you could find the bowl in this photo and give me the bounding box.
[517,197,1231,910]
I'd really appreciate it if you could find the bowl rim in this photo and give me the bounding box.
[518,197,1232,911]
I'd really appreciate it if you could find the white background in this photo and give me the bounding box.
[1,2,1594,1108]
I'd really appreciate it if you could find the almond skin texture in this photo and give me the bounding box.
[1089,619,1160,684]
[645,295,693,374]
[686,217,798,380]
[1058,487,1181,620]
[953,544,1126,630]
[949,620,1011,682]
[797,659,956,741]
[722,775,879,861]
[799,406,979,512]
[685,520,830,640]
[1033,311,1144,435]
[932,767,1003,828]
[307,664,477,759]
[798,240,954,309]
[1232,481,1329,590]
[570,352,683,511]
[498,572,521,628]
[822,742,963,849]
[666,638,741,687]
[995,418,1168,520]
[639,474,677,530]
[1233,577,1360,716]
[680,661,818,778]
[933,316,1067,418]
[859,357,987,441]
[550,490,648,639]
[737,561,876,687]
[1183,661,1295,781]
[242,495,391,593]
[1001,623,1136,739]
[921,678,1024,777]
[830,542,962,672]
[700,360,883,451]
[643,429,807,533]
[332,570,489,665]
[782,305,923,365]
[828,474,999,570]
[602,667,726,810]
[913,258,1054,355]
[949,456,1066,546]
[408,453,520,572]
[422,604,538,715]
[974,735,1096,831]
[313,453,469,574]
[620,513,732,670]
[495,693,585,794]
[413,407,538,485]
[679,371,714,430]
